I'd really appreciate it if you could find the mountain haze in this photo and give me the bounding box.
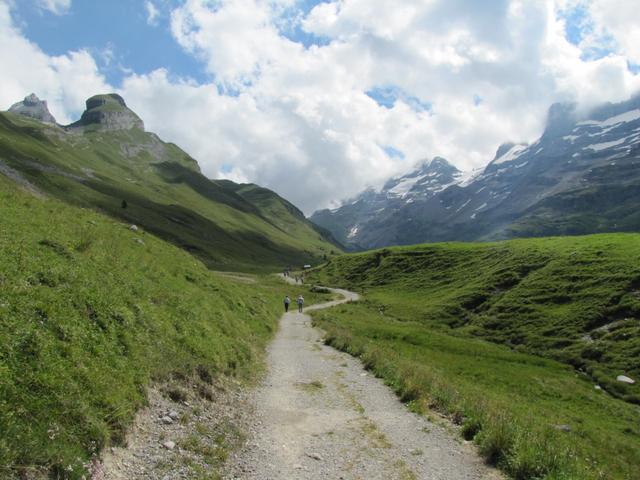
[0,93,340,271]
[311,94,640,250]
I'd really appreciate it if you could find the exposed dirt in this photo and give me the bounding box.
[224,287,502,480]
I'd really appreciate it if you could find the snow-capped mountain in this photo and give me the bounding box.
[311,157,462,247]
[311,94,640,250]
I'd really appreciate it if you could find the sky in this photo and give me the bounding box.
[1,0,639,214]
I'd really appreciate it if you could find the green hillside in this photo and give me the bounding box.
[0,97,339,272]
[0,174,330,479]
[307,235,640,479]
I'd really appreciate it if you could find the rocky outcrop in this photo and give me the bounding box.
[8,93,57,124]
[71,94,144,131]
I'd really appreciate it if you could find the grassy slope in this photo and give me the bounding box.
[0,175,331,479]
[0,111,338,271]
[308,235,640,479]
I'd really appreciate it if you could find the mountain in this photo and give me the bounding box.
[8,93,57,124]
[311,157,463,248]
[0,93,340,271]
[311,94,640,249]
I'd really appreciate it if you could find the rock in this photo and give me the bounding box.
[553,424,572,432]
[129,225,139,232]
[161,441,176,450]
[168,411,180,421]
[71,94,145,131]
[594,385,602,390]
[617,375,635,384]
[8,93,57,124]
[134,238,145,245]
[306,452,322,461]
[160,416,174,425]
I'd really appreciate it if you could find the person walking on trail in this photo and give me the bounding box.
[284,295,291,313]
[297,295,304,313]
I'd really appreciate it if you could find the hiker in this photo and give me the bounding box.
[297,295,304,313]
[284,295,291,312]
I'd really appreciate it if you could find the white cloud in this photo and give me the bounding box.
[145,0,159,26]
[585,0,640,64]
[0,2,110,124]
[36,0,71,15]
[1,0,639,214]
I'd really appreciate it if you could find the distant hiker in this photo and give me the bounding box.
[297,295,304,313]
[284,295,291,312]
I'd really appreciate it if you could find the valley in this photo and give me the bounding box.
[3,3,640,479]
[1,92,639,480]
[306,236,640,479]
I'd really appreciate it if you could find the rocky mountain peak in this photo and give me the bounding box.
[72,93,144,131]
[542,102,577,138]
[8,93,57,124]
[494,142,518,160]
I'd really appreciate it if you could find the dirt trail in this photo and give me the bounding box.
[224,284,501,479]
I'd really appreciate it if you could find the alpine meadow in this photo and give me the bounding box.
[2,2,640,480]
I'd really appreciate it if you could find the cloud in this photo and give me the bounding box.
[161,0,640,212]
[36,0,71,15]
[1,0,639,214]
[585,0,640,64]
[0,2,110,123]
[145,0,159,26]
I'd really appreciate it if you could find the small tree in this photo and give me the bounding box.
[121,200,128,209]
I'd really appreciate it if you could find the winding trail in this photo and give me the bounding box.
[224,283,501,480]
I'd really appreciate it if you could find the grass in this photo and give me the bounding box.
[0,111,339,272]
[0,175,329,479]
[307,235,640,479]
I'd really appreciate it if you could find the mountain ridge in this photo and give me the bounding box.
[311,93,640,250]
[1,92,340,270]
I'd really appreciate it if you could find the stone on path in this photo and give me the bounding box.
[161,441,176,450]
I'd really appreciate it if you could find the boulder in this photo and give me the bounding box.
[617,375,635,384]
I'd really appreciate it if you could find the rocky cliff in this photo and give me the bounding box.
[8,93,57,124]
[71,94,144,131]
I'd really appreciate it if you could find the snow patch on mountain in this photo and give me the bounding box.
[457,168,484,187]
[585,139,627,151]
[578,109,640,128]
[494,144,528,164]
[388,175,426,197]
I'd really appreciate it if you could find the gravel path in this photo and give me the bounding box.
[224,287,502,480]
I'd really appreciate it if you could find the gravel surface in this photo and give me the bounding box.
[224,287,503,480]
[97,381,251,480]
[97,285,502,480]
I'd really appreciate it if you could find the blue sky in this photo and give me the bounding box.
[13,0,207,85]
[12,0,330,86]
[1,0,639,213]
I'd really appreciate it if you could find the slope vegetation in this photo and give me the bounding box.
[307,235,640,479]
[0,96,338,271]
[0,174,328,479]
